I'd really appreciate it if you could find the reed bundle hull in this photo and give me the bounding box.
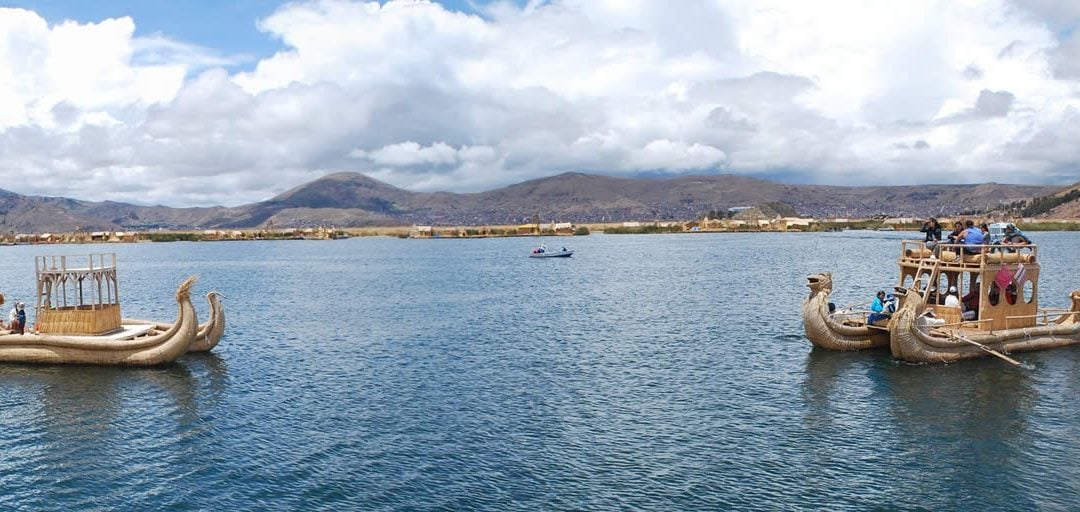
[889,290,1080,363]
[802,272,890,351]
[125,291,224,353]
[0,277,199,366]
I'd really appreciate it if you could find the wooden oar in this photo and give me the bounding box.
[951,333,1022,366]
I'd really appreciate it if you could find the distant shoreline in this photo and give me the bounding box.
[5,218,1077,245]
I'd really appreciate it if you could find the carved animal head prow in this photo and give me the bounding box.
[176,275,198,302]
[806,272,833,294]
[1071,290,1080,311]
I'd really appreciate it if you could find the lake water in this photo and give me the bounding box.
[0,232,1078,510]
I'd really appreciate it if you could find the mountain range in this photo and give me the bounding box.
[0,172,1074,233]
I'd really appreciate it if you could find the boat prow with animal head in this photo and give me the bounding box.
[802,272,890,350]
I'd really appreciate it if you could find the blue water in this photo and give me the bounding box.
[0,232,1078,510]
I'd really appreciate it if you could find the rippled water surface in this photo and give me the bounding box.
[0,232,1078,510]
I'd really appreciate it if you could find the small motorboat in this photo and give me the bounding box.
[529,243,573,258]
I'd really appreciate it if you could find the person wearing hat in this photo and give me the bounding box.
[944,286,961,307]
[1002,224,1031,250]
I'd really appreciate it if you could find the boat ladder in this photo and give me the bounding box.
[913,257,941,298]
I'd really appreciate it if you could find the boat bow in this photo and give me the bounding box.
[802,272,889,351]
[189,291,225,352]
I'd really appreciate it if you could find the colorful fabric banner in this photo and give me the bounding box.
[994,265,1014,290]
[1013,262,1026,287]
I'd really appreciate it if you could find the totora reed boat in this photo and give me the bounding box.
[805,239,1080,363]
[0,254,221,366]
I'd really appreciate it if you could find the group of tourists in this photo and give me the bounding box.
[920,217,1032,256]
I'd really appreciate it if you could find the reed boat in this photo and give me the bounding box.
[0,254,202,366]
[124,291,225,352]
[802,272,889,350]
[890,287,1080,363]
[886,240,1080,363]
[0,277,197,366]
[806,238,1080,363]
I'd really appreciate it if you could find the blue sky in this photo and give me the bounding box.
[4,0,520,65]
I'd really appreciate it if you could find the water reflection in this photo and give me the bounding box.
[882,360,1035,441]
[0,355,229,434]
[40,365,196,430]
[181,352,230,405]
[880,361,1038,509]
[801,348,890,429]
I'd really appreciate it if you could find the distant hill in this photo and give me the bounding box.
[0,172,1068,232]
[228,172,1056,226]
[1044,183,1080,218]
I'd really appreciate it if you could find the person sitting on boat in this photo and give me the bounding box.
[867,290,893,326]
[958,220,985,254]
[920,217,942,251]
[1001,224,1031,251]
[946,221,964,244]
[944,286,961,307]
[962,286,980,320]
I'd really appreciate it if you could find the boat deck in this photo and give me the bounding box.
[10,323,156,340]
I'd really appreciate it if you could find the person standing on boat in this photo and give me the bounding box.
[9,301,25,334]
[15,302,25,334]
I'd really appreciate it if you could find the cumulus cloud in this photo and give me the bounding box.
[974,89,1016,117]
[1,0,1080,207]
[352,141,494,168]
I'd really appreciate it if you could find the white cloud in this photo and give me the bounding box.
[1,0,1080,207]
